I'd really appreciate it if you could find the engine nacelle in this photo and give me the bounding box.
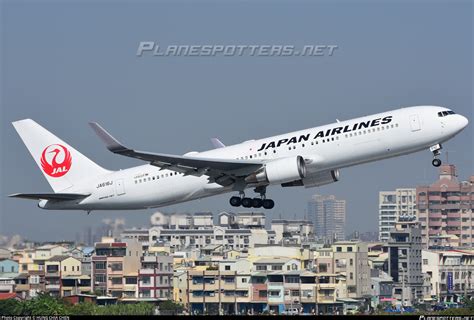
[281,169,340,188]
[302,169,340,188]
[245,156,306,184]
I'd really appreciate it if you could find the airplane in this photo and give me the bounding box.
[9,105,468,212]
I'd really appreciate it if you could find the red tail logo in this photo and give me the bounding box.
[40,144,72,177]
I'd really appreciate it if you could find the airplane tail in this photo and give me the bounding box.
[12,119,110,192]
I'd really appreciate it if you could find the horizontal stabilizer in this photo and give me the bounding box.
[9,193,90,201]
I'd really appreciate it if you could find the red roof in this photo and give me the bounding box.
[0,293,17,300]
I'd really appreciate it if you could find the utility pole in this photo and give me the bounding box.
[203,270,206,315]
[218,269,221,315]
[401,266,405,312]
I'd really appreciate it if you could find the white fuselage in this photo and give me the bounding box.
[40,106,468,210]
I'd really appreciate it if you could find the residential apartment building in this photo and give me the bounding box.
[271,219,314,245]
[44,256,90,297]
[91,238,142,298]
[0,259,18,294]
[138,253,173,300]
[184,257,347,315]
[148,226,275,252]
[332,241,370,299]
[379,188,417,242]
[422,249,474,303]
[308,195,346,241]
[417,164,474,248]
[387,220,424,306]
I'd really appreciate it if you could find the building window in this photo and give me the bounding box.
[95,274,106,283]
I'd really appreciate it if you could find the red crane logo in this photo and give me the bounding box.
[40,144,72,177]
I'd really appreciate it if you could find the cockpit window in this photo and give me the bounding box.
[438,110,456,117]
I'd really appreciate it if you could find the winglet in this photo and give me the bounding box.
[210,137,225,149]
[89,122,129,153]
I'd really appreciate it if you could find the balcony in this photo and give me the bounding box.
[189,281,219,291]
[139,268,155,275]
[15,284,29,292]
[139,281,154,288]
[446,229,461,235]
[123,284,137,292]
[318,295,335,303]
[318,283,336,289]
[429,221,443,227]
[447,196,460,201]
[444,204,461,210]
[300,295,316,303]
[221,281,236,290]
[284,282,300,290]
[45,284,60,291]
[447,221,462,227]
[45,270,60,277]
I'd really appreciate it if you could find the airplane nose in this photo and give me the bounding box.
[458,114,469,130]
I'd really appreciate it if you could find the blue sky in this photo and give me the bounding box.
[1,0,472,241]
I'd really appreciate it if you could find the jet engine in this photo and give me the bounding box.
[245,156,306,184]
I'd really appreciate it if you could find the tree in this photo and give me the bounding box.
[0,299,22,315]
[21,293,68,315]
[158,300,184,315]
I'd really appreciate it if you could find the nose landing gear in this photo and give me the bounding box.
[228,186,275,209]
[432,158,442,167]
[430,144,442,167]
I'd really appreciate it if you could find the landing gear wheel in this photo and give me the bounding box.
[262,199,275,209]
[241,197,253,208]
[229,196,242,207]
[252,198,263,208]
[432,158,442,167]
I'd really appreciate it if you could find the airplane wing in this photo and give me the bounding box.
[89,122,263,184]
[9,193,90,201]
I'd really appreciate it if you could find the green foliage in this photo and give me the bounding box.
[437,307,472,315]
[0,298,22,315]
[20,293,68,316]
[461,297,474,311]
[158,300,184,314]
[0,294,156,316]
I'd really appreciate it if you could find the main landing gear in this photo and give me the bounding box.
[229,187,275,209]
[430,144,442,167]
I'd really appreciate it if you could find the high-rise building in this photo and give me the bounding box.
[416,164,474,248]
[378,189,417,242]
[308,194,346,241]
[387,220,424,306]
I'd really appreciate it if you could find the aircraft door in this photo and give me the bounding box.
[409,114,421,131]
[115,179,126,196]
